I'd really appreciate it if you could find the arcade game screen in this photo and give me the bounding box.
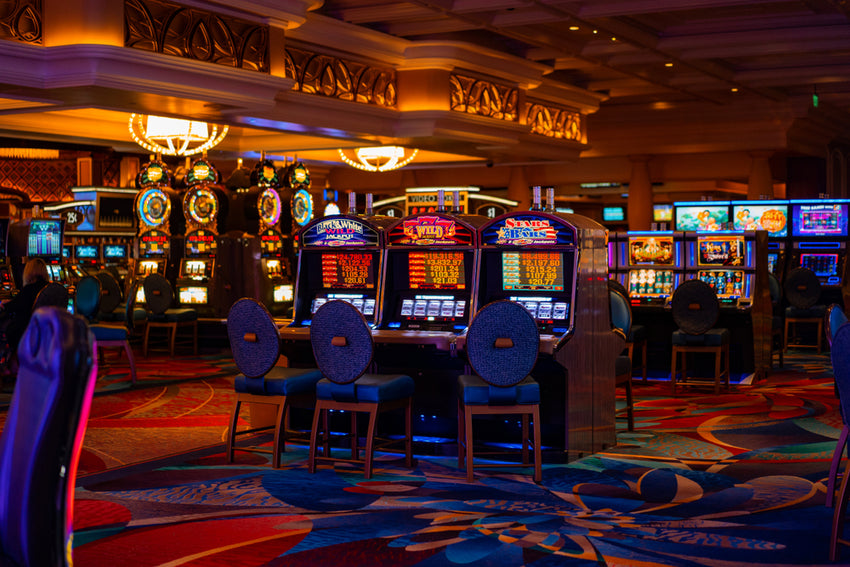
[697,236,745,266]
[733,204,788,236]
[602,207,625,222]
[628,269,675,298]
[675,204,729,231]
[409,251,465,290]
[27,219,62,257]
[502,251,569,322]
[698,270,745,299]
[800,253,839,278]
[62,245,71,260]
[628,236,675,265]
[792,202,849,236]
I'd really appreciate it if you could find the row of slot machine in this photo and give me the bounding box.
[608,198,850,376]
[280,191,620,460]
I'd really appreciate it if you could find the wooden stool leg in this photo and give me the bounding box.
[309,404,324,474]
[784,319,791,352]
[465,406,475,483]
[123,341,137,385]
[532,405,542,483]
[457,399,465,469]
[521,414,530,465]
[226,399,242,463]
[830,457,850,560]
[827,425,850,507]
[272,399,286,468]
[363,405,379,480]
[143,325,150,357]
[671,346,678,394]
[714,346,722,395]
[405,399,413,468]
[625,380,634,431]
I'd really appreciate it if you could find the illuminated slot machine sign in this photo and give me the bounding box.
[623,233,680,304]
[732,200,789,277]
[74,244,99,266]
[381,213,480,332]
[293,215,388,326]
[27,219,62,258]
[789,200,849,286]
[675,202,730,232]
[103,244,128,262]
[693,234,750,304]
[478,213,578,335]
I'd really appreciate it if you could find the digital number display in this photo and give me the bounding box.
[409,251,465,290]
[502,251,564,291]
[321,253,374,289]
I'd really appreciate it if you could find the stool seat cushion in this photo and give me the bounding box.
[100,306,147,322]
[628,324,648,343]
[672,328,730,346]
[317,373,414,403]
[235,367,323,396]
[149,308,199,322]
[89,324,128,342]
[786,305,827,319]
[615,355,632,377]
[458,374,540,405]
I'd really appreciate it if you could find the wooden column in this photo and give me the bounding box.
[748,151,774,199]
[628,156,653,230]
[507,166,530,211]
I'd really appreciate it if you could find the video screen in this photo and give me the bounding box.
[675,205,729,231]
[103,244,128,259]
[653,204,673,222]
[184,230,217,257]
[508,296,569,321]
[178,286,208,304]
[801,253,839,278]
[139,230,169,257]
[408,251,465,290]
[792,203,849,237]
[321,253,375,289]
[259,228,284,256]
[310,293,376,317]
[399,295,466,320]
[628,269,675,297]
[603,207,625,222]
[628,236,675,266]
[27,219,62,257]
[47,264,63,282]
[733,204,788,237]
[62,245,71,259]
[698,270,744,299]
[767,253,778,274]
[697,237,745,266]
[74,245,98,260]
[273,284,293,303]
[502,251,565,292]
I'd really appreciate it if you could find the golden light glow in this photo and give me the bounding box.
[128,114,229,156]
[0,148,60,159]
[338,146,419,172]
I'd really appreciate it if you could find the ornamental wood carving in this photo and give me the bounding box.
[526,102,582,141]
[450,74,517,121]
[124,0,269,72]
[285,46,396,108]
[0,0,41,44]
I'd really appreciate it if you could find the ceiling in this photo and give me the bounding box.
[0,0,848,180]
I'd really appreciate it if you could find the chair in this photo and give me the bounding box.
[609,288,635,431]
[0,307,97,567]
[608,279,647,381]
[225,298,322,468]
[75,276,139,385]
[457,300,542,483]
[670,279,730,394]
[309,300,414,479]
[33,282,69,310]
[830,323,850,560]
[768,273,784,368]
[142,273,198,356]
[826,304,849,507]
[784,267,825,352]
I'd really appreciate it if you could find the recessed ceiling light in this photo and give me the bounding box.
[611,37,616,41]
[569,25,580,31]
[592,30,598,34]
[731,88,738,92]
[665,62,674,67]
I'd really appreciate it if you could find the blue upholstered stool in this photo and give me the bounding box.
[226,298,322,468]
[830,323,850,560]
[784,267,825,352]
[670,279,730,394]
[826,304,850,508]
[457,300,542,483]
[610,289,635,431]
[142,273,198,356]
[309,300,414,479]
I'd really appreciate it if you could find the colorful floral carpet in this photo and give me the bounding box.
[70,351,850,566]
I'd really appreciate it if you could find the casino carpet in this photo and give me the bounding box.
[69,350,850,566]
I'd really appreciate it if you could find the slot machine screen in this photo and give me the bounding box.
[273,284,293,303]
[800,253,839,278]
[74,244,98,260]
[139,229,170,257]
[792,203,849,237]
[27,219,62,257]
[732,204,789,237]
[602,207,625,222]
[767,253,778,274]
[62,245,71,260]
[47,264,63,282]
[178,286,208,304]
[408,251,465,290]
[502,251,565,292]
[185,230,217,257]
[103,244,128,260]
[321,252,375,289]
[698,270,745,299]
[653,204,673,222]
[675,204,729,231]
[628,269,675,298]
[259,228,284,257]
[628,236,675,266]
[697,237,745,266]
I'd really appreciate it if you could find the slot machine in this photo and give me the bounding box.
[616,231,684,307]
[473,205,619,460]
[786,199,850,308]
[253,160,294,316]
[8,218,65,288]
[175,158,229,317]
[130,159,180,304]
[683,228,771,376]
[73,243,99,276]
[102,242,130,285]
[731,200,790,280]
[0,218,16,299]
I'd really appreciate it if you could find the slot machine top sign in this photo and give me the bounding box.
[301,216,380,247]
[137,160,171,188]
[139,228,170,257]
[137,187,172,227]
[481,213,577,246]
[286,162,311,189]
[186,158,219,186]
[388,214,475,246]
[252,159,281,188]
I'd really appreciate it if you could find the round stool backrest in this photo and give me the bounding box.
[74,276,101,320]
[142,273,173,314]
[609,288,632,335]
[95,271,122,314]
[466,300,539,387]
[310,300,373,384]
[671,279,719,335]
[226,298,279,378]
[784,267,821,309]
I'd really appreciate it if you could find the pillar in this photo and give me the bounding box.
[628,156,653,231]
[507,166,530,211]
[748,151,774,199]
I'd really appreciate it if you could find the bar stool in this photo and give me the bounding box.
[826,304,849,507]
[830,323,850,560]
[142,274,198,356]
[670,279,730,394]
[610,288,635,431]
[784,267,825,353]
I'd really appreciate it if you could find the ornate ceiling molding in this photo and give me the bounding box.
[0,0,41,45]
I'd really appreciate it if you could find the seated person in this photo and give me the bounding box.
[0,258,50,371]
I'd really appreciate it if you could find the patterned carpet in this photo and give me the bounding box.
[68,351,850,566]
